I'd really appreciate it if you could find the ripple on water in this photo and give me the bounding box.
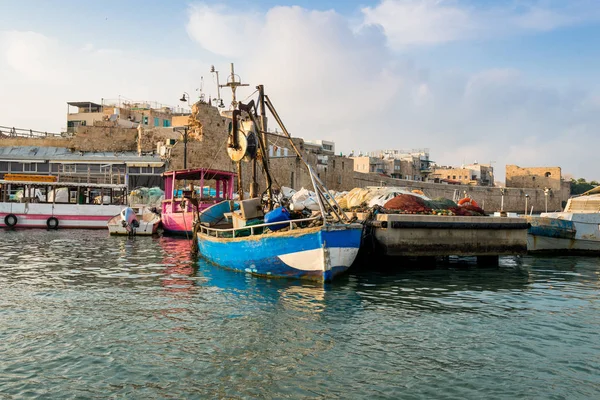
[1,230,600,398]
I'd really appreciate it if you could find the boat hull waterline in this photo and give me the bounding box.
[527,213,600,253]
[1,203,125,229]
[196,224,363,282]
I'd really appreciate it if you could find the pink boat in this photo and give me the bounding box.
[161,168,236,235]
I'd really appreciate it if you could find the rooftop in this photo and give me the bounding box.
[0,146,163,165]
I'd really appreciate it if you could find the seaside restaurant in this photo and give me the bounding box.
[0,146,165,190]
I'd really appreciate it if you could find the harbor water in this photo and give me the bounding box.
[1,230,599,399]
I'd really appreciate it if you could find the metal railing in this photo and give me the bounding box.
[0,125,63,138]
[199,216,321,238]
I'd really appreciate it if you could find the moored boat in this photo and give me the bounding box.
[194,66,363,282]
[0,175,128,229]
[196,201,363,282]
[526,188,600,253]
[107,206,161,236]
[161,168,236,235]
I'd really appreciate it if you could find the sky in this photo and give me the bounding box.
[1,0,599,181]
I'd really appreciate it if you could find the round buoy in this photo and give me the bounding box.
[4,214,17,228]
[46,217,59,230]
[458,197,479,208]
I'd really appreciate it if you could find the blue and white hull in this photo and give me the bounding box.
[196,223,363,282]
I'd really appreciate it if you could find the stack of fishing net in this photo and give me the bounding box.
[383,195,486,216]
[129,187,165,208]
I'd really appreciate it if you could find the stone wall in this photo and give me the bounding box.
[72,121,138,152]
[352,172,563,213]
[0,137,72,148]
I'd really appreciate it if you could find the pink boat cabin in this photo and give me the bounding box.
[161,168,236,235]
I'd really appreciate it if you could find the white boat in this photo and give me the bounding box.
[526,188,600,253]
[1,175,129,229]
[107,207,161,236]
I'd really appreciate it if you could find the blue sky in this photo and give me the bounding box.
[1,0,599,180]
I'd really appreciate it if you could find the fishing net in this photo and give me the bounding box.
[383,194,432,213]
[425,197,458,210]
[129,187,164,208]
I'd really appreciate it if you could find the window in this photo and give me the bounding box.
[89,164,101,173]
[163,119,171,127]
[141,167,152,174]
[75,164,89,173]
[37,163,49,173]
[154,117,160,126]
[452,175,456,179]
[154,166,165,173]
[23,163,36,172]
[545,172,551,177]
[128,167,140,174]
[0,162,8,172]
[10,163,22,172]
[143,116,149,125]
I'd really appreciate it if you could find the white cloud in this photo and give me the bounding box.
[361,0,474,46]
[361,0,600,48]
[0,30,207,132]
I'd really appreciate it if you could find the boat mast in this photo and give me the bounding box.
[258,85,273,210]
[221,63,248,200]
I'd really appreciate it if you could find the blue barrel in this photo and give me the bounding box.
[264,207,291,231]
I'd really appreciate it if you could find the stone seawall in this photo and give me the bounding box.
[353,172,563,213]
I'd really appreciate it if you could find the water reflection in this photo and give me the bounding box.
[157,237,197,293]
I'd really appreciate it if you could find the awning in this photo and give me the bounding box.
[126,162,165,167]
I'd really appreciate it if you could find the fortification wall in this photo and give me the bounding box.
[353,172,563,213]
[506,165,562,190]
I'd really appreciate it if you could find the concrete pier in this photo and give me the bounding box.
[368,214,529,258]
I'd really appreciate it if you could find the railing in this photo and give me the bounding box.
[0,125,63,138]
[199,216,321,238]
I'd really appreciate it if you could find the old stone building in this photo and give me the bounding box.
[505,165,562,190]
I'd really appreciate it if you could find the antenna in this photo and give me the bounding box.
[210,65,223,107]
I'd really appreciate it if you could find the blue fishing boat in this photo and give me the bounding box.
[194,65,363,282]
[196,201,363,282]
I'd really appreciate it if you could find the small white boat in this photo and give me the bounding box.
[108,207,161,236]
[526,188,600,253]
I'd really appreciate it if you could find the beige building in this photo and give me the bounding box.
[66,99,184,134]
[431,163,494,186]
[351,149,432,181]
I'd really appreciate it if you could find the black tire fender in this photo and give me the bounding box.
[46,217,59,230]
[4,214,17,228]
